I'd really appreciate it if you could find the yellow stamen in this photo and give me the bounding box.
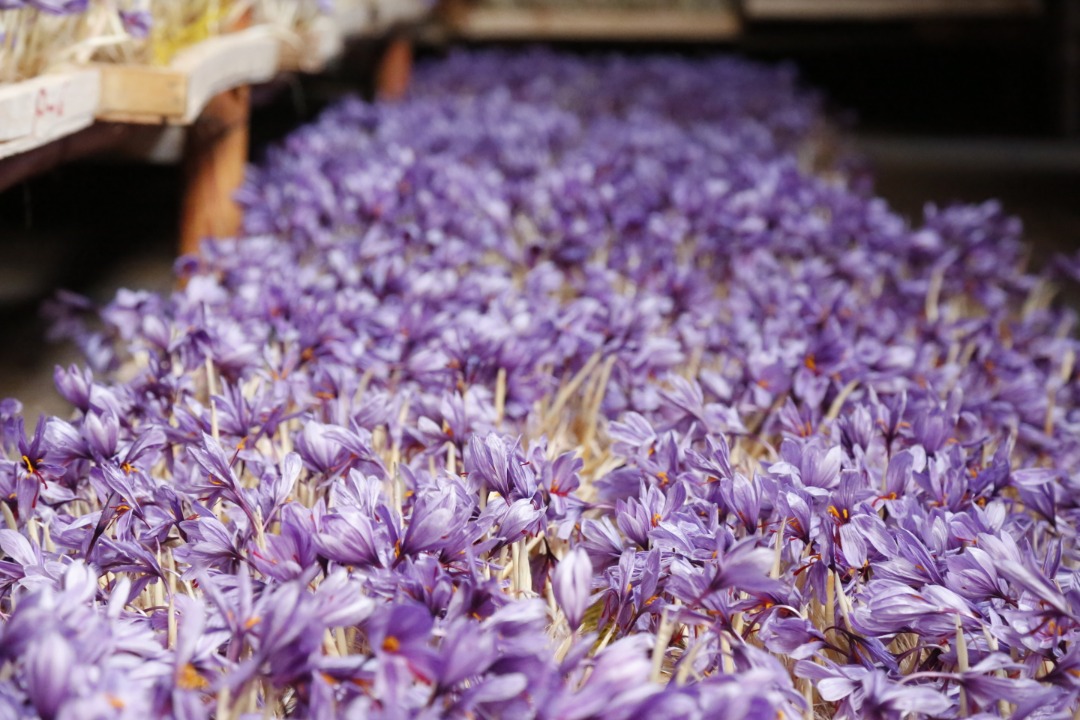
[177,663,208,690]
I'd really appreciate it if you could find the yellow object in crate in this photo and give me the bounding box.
[149,0,240,66]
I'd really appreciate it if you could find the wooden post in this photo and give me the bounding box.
[377,35,414,100]
[178,85,250,256]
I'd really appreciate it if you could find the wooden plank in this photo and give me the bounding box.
[98,65,186,120]
[179,29,277,123]
[0,82,37,143]
[0,70,101,161]
[744,0,1043,21]
[446,5,741,41]
[374,0,434,28]
[96,27,280,125]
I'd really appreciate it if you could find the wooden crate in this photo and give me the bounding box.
[0,70,101,161]
[442,2,742,41]
[96,27,280,125]
[744,0,1043,20]
[375,0,435,28]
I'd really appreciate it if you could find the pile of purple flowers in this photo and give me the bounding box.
[3,49,1080,718]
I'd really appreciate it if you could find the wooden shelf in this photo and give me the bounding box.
[443,4,741,41]
[3,5,430,140]
[744,0,1043,21]
[374,0,435,29]
[0,9,432,253]
[0,70,101,161]
[96,27,280,125]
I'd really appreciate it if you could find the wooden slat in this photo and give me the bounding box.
[99,65,186,120]
[96,27,280,125]
[0,81,37,143]
[374,0,435,28]
[744,0,1043,21]
[445,4,741,41]
[0,70,101,161]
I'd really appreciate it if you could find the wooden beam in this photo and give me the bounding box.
[96,27,279,125]
[0,70,101,162]
[744,0,1043,21]
[374,0,433,28]
[178,86,251,256]
[378,35,415,100]
[444,4,741,41]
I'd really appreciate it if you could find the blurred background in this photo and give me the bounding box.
[1,0,1077,420]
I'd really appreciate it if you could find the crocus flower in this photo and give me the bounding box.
[553,547,593,631]
[0,48,1075,719]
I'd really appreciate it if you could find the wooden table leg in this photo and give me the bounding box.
[377,35,414,100]
[179,85,251,256]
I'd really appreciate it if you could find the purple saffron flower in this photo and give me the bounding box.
[553,547,593,630]
[23,632,76,719]
[119,9,151,38]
